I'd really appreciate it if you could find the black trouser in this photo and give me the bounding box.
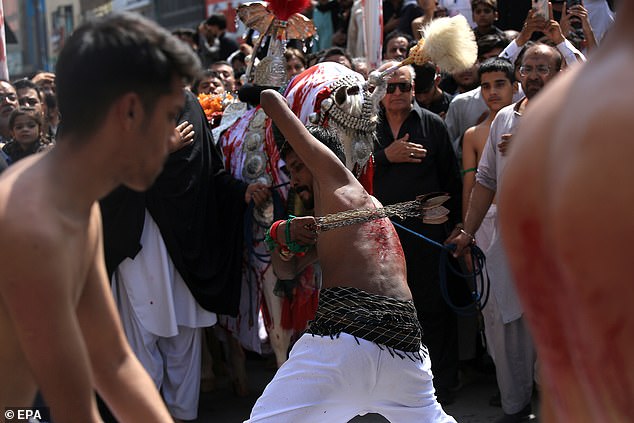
[418,307,459,390]
[397,224,470,391]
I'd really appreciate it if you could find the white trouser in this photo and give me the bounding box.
[247,332,456,423]
[482,288,536,414]
[115,277,202,420]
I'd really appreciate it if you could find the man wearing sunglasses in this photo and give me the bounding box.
[373,61,465,406]
[447,43,562,423]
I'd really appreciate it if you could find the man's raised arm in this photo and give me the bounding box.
[260,89,349,180]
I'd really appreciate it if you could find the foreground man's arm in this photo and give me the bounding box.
[0,213,103,422]
[0,204,173,422]
[499,47,634,421]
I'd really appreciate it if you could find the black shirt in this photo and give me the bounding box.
[416,90,454,117]
[374,102,462,224]
[373,102,464,311]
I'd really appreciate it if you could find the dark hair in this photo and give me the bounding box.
[478,57,515,82]
[231,51,246,64]
[191,69,220,95]
[44,92,58,110]
[210,60,233,69]
[383,31,414,57]
[414,62,437,93]
[172,27,196,38]
[305,52,321,67]
[205,13,227,30]
[319,47,353,68]
[9,107,43,132]
[476,34,509,61]
[12,78,43,101]
[278,125,346,166]
[55,12,201,139]
[284,48,307,67]
[471,0,497,10]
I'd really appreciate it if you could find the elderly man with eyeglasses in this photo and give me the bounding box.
[373,61,465,406]
[446,42,562,423]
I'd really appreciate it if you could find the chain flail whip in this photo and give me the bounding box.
[314,193,451,232]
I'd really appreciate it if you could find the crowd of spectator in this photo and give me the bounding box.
[0,1,617,421]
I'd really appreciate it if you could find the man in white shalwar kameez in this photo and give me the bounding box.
[101,90,265,421]
[112,210,216,421]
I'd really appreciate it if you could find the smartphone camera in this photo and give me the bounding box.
[532,0,549,20]
[566,0,583,29]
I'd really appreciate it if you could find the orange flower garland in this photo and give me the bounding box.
[197,92,234,127]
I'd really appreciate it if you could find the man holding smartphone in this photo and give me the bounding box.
[532,0,550,20]
[499,5,586,67]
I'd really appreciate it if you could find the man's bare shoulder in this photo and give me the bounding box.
[462,125,477,143]
[0,207,65,287]
[0,157,57,236]
[0,157,80,295]
[503,55,634,250]
[464,122,489,146]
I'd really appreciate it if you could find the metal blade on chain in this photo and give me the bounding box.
[422,206,450,224]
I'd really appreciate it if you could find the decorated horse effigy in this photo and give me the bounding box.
[214,0,318,395]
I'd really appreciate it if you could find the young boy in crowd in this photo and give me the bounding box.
[472,0,505,40]
[461,57,516,249]
[1,108,51,165]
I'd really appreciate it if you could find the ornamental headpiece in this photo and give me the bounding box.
[238,0,316,88]
[285,62,385,174]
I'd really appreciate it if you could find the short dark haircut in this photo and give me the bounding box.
[172,27,196,38]
[12,78,42,100]
[319,47,353,68]
[383,30,413,57]
[55,12,201,139]
[476,34,509,61]
[278,125,346,166]
[44,92,57,110]
[471,0,497,10]
[478,57,515,83]
[414,62,437,93]
[210,60,233,70]
[206,13,227,30]
[9,107,43,131]
[191,69,220,95]
[284,48,307,67]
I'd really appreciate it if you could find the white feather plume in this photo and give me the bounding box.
[419,15,477,73]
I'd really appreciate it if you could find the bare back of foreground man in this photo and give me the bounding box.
[499,3,633,422]
[245,90,455,422]
[0,13,200,423]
